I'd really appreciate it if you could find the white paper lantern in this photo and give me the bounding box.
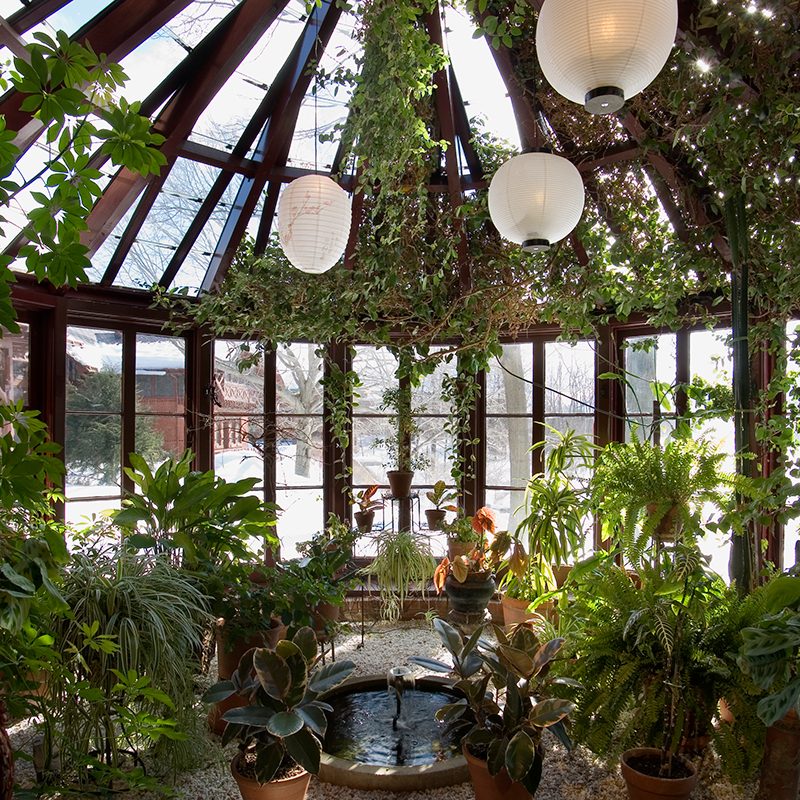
[277,174,352,273]
[488,151,585,252]
[536,0,678,114]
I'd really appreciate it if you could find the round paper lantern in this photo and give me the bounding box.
[536,0,678,114]
[277,175,352,273]
[488,151,585,252]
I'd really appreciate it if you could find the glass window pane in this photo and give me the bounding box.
[136,334,185,411]
[486,488,527,537]
[66,327,122,411]
[0,323,28,405]
[545,341,595,413]
[214,420,265,483]
[214,340,265,414]
[486,343,532,414]
[276,343,323,415]
[65,414,121,491]
[624,334,676,416]
[276,415,323,487]
[411,350,457,415]
[415,414,454,486]
[65,498,122,529]
[276,488,324,559]
[136,416,185,467]
[353,415,392,486]
[486,416,532,488]
[352,346,399,413]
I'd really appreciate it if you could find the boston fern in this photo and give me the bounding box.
[204,627,355,784]
[561,548,766,781]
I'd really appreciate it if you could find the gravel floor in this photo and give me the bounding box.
[9,620,759,799]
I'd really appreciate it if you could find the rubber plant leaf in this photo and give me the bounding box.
[254,648,291,701]
[520,747,544,796]
[528,698,575,727]
[505,730,535,782]
[433,617,462,655]
[308,659,356,694]
[296,704,328,737]
[497,645,535,679]
[285,726,321,775]
[201,680,235,704]
[254,741,283,785]
[266,710,304,738]
[407,656,452,673]
[531,638,566,677]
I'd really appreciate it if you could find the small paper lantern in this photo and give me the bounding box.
[536,0,678,114]
[277,175,352,273]
[488,151,585,252]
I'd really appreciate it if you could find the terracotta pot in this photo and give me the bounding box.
[312,601,340,637]
[354,510,375,532]
[757,708,800,800]
[231,751,311,800]
[425,508,447,531]
[445,571,496,615]
[448,539,477,560]
[463,745,531,800]
[500,595,543,631]
[647,504,681,544]
[718,697,735,725]
[387,470,414,498]
[620,748,697,800]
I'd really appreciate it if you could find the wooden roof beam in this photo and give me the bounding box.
[79,0,289,261]
[202,0,343,292]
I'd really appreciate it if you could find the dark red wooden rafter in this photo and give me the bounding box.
[79,0,290,261]
[449,66,484,183]
[202,0,343,293]
[426,3,470,294]
[6,0,71,33]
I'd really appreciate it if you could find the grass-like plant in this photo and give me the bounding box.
[47,545,211,783]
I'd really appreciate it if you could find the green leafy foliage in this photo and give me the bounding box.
[204,627,356,784]
[413,618,575,796]
[0,32,166,332]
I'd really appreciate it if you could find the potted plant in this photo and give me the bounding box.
[425,480,458,531]
[500,430,593,626]
[442,513,479,560]
[203,627,356,799]
[364,528,436,622]
[410,618,575,799]
[741,574,800,799]
[351,485,383,532]
[373,385,429,498]
[591,429,739,561]
[433,508,508,625]
[561,544,766,795]
[277,526,358,638]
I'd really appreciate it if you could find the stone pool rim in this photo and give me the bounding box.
[318,673,470,792]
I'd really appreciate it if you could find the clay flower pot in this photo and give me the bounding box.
[620,748,697,800]
[463,745,531,800]
[387,470,414,498]
[425,508,446,531]
[447,539,477,560]
[231,751,311,800]
[353,510,375,532]
[758,708,800,800]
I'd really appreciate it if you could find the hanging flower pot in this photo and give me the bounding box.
[620,748,697,800]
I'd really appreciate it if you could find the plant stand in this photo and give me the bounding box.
[382,491,421,533]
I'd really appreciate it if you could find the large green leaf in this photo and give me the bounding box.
[520,748,543,796]
[293,626,317,663]
[202,680,235,703]
[531,638,565,677]
[222,705,274,727]
[254,649,291,700]
[529,698,575,727]
[757,678,800,727]
[254,742,283,784]
[407,656,451,673]
[308,659,356,693]
[296,704,328,737]
[266,710,304,737]
[497,645,534,680]
[765,577,800,614]
[284,726,320,774]
[505,730,535,782]
[434,617,463,656]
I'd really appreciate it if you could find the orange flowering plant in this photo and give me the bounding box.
[433,507,523,591]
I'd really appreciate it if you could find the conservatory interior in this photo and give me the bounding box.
[1,0,799,798]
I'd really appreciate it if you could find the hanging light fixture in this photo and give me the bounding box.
[536,0,678,115]
[277,174,352,274]
[488,149,585,253]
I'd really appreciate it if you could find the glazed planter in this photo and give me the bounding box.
[463,745,531,800]
[387,470,414,498]
[620,748,697,800]
[445,572,496,615]
[447,539,477,561]
[425,508,447,531]
[354,510,375,532]
[231,752,311,800]
[757,708,800,800]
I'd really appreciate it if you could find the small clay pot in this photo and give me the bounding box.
[231,751,311,800]
[425,508,447,531]
[387,470,414,498]
[620,748,697,800]
[463,744,531,800]
[447,539,477,560]
[354,510,375,532]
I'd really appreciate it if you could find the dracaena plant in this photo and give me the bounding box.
[410,618,576,796]
[203,627,356,784]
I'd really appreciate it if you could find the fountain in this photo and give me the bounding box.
[318,669,470,791]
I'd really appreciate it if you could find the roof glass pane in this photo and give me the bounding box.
[86,185,146,283]
[169,172,249,293]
